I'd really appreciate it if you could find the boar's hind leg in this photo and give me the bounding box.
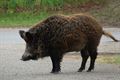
[50,53,63,73]
[78,48,89,72]
[87,48,98,72]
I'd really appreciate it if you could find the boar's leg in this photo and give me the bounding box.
[78,48,89,72]
[87,48,98,72]
[50,53,63,73]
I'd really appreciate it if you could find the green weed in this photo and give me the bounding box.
[0,0,106,13]
[0,11,49,28]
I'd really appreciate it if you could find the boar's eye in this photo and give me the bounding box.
[25,32,33,42]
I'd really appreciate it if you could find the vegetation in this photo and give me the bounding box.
[97,55,120,64]
[65,54,120,64]
[0,0,120,28]
[0,12,49,27]
[0,0,105,13]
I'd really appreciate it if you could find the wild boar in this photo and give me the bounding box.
[19,14,118,73]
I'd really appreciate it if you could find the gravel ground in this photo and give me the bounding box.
[0,28,120,80]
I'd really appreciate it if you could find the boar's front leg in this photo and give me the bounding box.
[50,52,63,73]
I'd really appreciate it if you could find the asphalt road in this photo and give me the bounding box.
[0,28,120,80]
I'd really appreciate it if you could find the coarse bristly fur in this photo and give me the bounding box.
[19,13,118,73]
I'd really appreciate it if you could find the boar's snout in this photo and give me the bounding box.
[21,52,38,61]
[21,53,32,61]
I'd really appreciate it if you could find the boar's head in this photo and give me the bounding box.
[19,30,44,61]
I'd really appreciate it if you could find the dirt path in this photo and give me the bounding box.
[0,51,120,80]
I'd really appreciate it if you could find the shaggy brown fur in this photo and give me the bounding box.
[19,14,118,73]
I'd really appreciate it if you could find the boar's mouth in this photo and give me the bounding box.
[21,54,38,61]
[30,55,38,60]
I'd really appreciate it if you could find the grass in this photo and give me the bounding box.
[0,0,119,28]
[0,0,105,11]
[97,55,120,64]
[0,12,49,28]
[65,54,120,64]
[114,56,120,64]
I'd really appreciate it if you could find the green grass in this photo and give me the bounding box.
[0,12,49,28]
[0,0,106,12]
[0,0,107,28]
[97,55,120,64]
[0,0,119,28]
[115,56,120,64]
[65,54,120,64]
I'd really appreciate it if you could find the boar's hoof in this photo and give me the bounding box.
[87,70,91,72]
[87,67,94,72]
[51,70,60,74]
[78,69,83,72]
[78,68,85,72]
[87,69,94,72]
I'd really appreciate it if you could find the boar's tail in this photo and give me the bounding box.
[102,31,119,42]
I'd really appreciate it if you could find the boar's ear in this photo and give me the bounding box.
[19,30,25,39]
[19,30,33,42]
